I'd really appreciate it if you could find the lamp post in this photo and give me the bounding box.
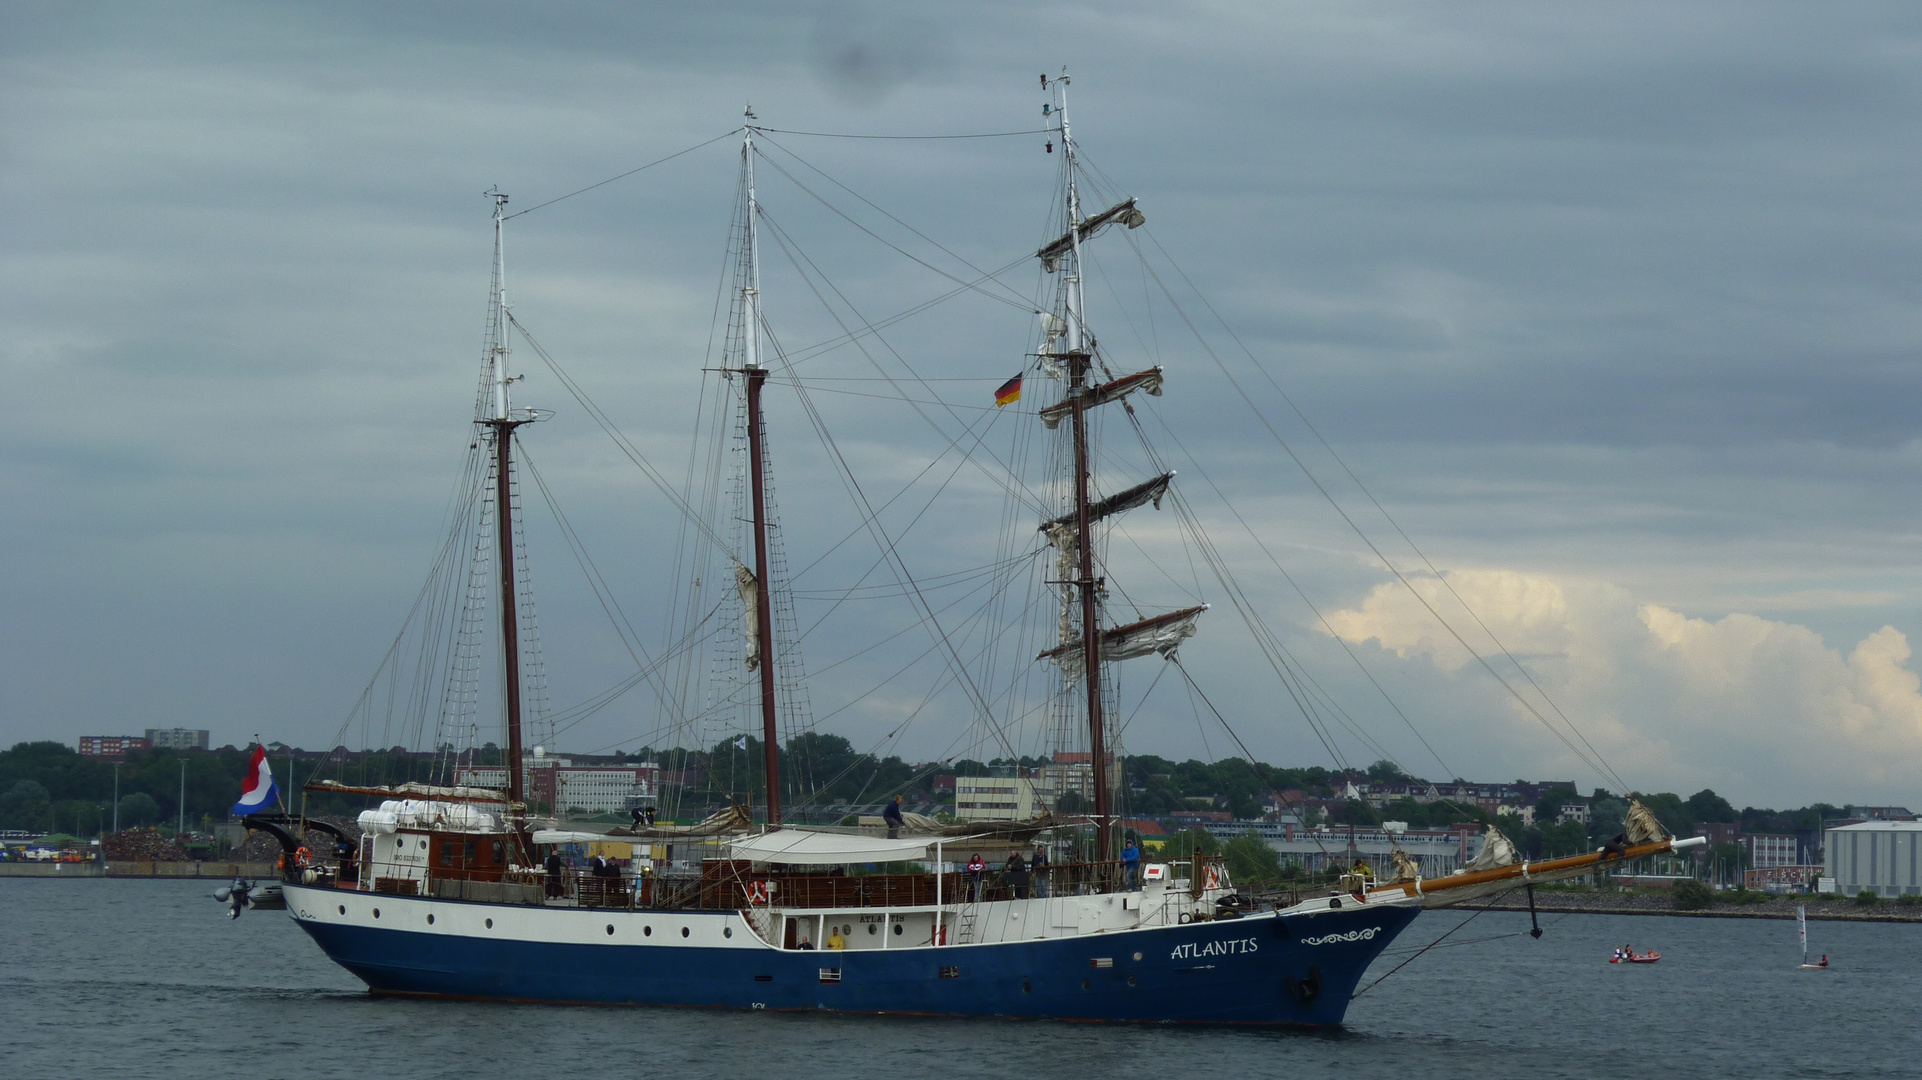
[111,762,120,834]
[178,759,186,837]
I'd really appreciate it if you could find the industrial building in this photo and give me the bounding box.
[1825,821,1922,897]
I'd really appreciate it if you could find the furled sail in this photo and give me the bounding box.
[1040,472,1175,535]
[1040,604,1207,679]
[1388,847,1423,884]
[1039,366,1165,429]
[606,803,754,839]
[1624,798,1668,845]
[735,563,761,671]
[1037,197,1147,272]
[1462,824,1519,872]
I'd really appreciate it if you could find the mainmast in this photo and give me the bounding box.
[740,113,784,829]
[479,189,536,810]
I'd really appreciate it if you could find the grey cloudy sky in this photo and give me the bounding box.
[5,1,1922,808]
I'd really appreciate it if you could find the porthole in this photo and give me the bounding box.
[842,924,852,935]
[868,925,877,935]
[1127,976,1137,987]
[485,918,494,929]
[681,927,690,938]
[892,923,903,935]
[419,839,428,850]
[372,908,381,919]
[427,914,435,926]
[338,905,346,915]
[724,927,733,939]
[1132,952,1142,961]
[1081,979,1091,990]
[1023,982,1033,994]
[644,926,653,937]
[606,925,615,936]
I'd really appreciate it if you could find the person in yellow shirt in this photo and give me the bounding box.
[827,927,846,950]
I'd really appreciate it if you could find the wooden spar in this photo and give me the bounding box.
[1363,837,1687,904]
[1067,352,1111,862]
[487,417,527,811]
[1036,604,1209,662]
[745,366,782,829]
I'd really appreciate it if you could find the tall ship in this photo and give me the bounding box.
[256,77,1702,1024]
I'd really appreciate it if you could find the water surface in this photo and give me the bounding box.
[4,879,1908,1079]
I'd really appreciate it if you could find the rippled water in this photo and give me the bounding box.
[5,879,1912,1079]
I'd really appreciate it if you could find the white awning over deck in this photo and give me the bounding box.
[728,829,977,865]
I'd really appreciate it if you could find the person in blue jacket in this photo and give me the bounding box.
[882,795,905,839]
[1122,838,1141,889]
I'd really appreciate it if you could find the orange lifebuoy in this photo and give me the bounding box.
[747,880,769,904]
[294,846,313,869]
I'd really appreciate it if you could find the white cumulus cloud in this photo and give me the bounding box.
[1325,569,1922,806]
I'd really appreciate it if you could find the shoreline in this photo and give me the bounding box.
[1468,890,1922,923]
[0,861,278,879]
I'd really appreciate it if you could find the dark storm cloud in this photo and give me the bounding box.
[4,1,1921,804]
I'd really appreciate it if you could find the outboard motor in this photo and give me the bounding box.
[213,876,254,919]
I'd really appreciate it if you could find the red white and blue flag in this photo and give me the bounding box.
[231,743,278,817]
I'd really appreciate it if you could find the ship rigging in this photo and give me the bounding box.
[244,76,1704,1024]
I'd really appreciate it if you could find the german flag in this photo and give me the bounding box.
[994,372,1024,407]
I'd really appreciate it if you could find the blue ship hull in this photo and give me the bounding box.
[284,885,1419,1025]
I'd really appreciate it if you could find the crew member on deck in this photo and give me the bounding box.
[967,853,986,901]
[827,927,846,950]
[1005,850,1030,899]
[1122,839,1141,889]
[883,795,906,839]
[544,849,563,898]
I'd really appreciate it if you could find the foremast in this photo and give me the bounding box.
[1037,73,1196,861]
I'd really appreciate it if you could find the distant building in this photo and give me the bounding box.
[1844,806,1916,822]
[954,777,1040,822]
[1742,832,1799,869]
[1826,821,1922,898]
[1694,823,1741,848]
[1036,751,1110,805]
[457,760,658,815]
[1557,803,1590,826]
[78,736,151,759]
[1259,823,1481,878]
[144,728,210,751]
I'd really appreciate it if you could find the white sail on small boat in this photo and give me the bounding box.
[1797,904,1829,969]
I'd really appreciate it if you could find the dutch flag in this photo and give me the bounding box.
[231,743,279,817]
